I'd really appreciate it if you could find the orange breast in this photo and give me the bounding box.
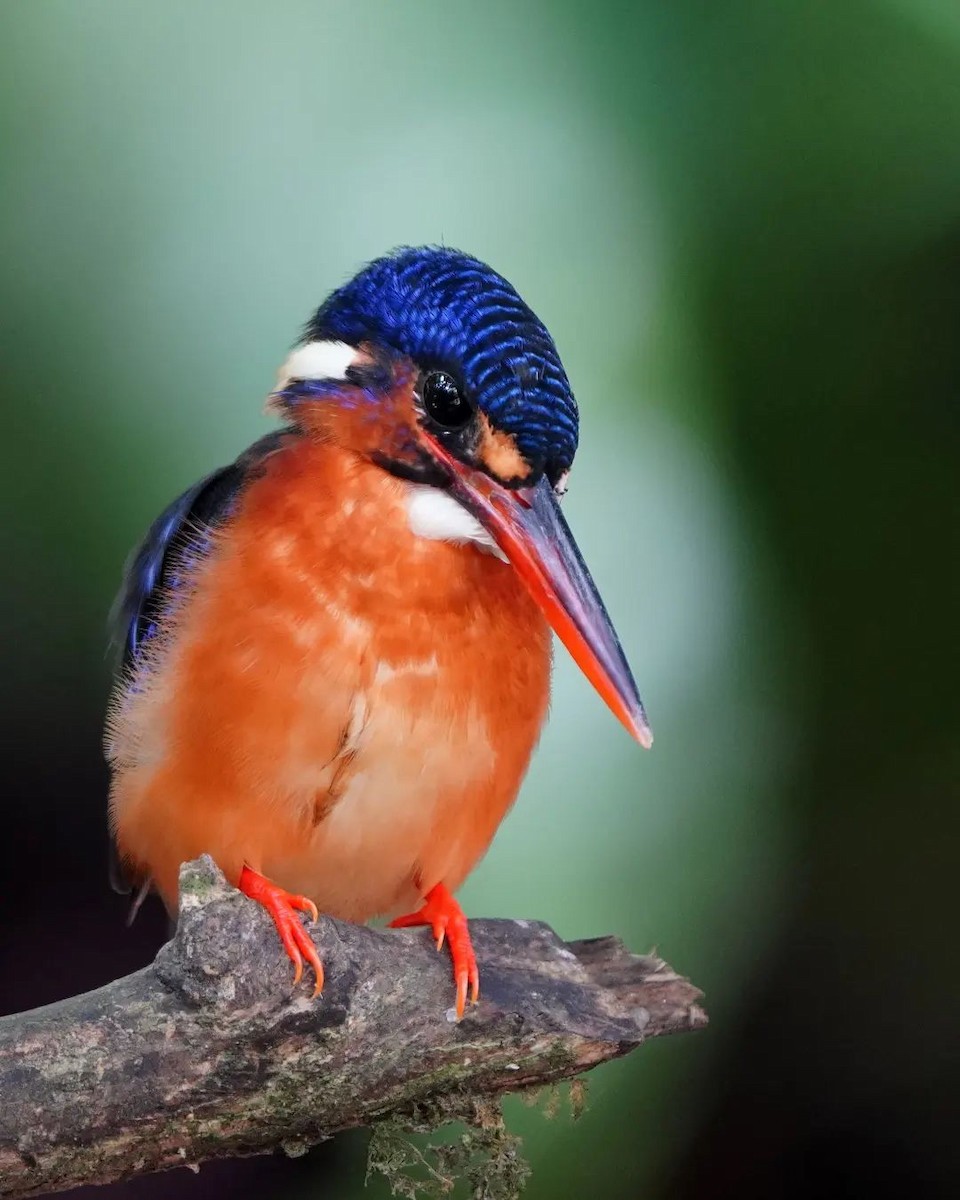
[108,437,551,920]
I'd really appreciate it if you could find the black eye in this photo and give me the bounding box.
[422,371,472,429]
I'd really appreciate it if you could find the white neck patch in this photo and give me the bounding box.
[277,340,358,390]
[404,483,508,562]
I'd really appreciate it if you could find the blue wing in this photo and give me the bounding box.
[109,429,293,677]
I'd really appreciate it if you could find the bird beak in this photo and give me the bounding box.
[430,442,652,747]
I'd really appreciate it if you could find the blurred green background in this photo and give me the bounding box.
[1,2,957,1198]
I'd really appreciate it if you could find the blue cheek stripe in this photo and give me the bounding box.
[276,378,384,414]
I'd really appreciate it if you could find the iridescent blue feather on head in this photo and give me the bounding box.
[306,246,579,484]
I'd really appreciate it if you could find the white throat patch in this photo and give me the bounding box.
[404,483,508,562]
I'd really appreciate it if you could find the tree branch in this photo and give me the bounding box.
[0,857,706,1198]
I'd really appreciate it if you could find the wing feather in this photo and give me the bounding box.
[106,429,294,896]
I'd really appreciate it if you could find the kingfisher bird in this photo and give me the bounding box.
[105,246,651,1017]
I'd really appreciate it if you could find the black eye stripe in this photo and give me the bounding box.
[421,370,474,429]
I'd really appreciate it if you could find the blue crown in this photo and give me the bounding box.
[307,246,579,475]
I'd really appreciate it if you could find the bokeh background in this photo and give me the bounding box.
[1,2,957,1197]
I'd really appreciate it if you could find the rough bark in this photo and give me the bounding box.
[0,857,706,1198]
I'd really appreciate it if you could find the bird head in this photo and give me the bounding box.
[271,246,651,747]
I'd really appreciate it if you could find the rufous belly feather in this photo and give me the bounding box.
[107,436,551,921]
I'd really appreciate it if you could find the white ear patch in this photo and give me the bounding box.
[277,340,358,389]
[404,484,508,562]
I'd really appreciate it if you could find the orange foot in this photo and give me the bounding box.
[389,882,479,1019]
[238,864,324,995]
